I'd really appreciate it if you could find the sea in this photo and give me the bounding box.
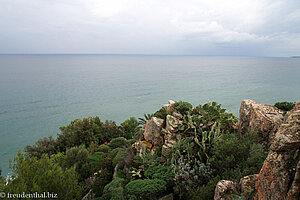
[0,55,299,175]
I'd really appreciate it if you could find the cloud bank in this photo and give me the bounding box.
[0,0,300,56]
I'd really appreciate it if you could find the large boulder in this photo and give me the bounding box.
[143,117,164,146]
[214,180,239,200]
[254,101,300,200]
[240,174,258,199]
[286,160,300,200]
[238,100,284,140]
[214,175,258,200]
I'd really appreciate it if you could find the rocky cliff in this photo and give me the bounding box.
[214,100,300,200]
[239,99,284,142]
[255,101,300,200]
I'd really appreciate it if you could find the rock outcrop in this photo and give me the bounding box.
[286,160,300,199]
[162,110,183,155]
[255,101,300,200]
[143,117,164,146]
[214,180,239,200]
[215,100,299,200]
[136,100,184,156]
[238,100,284,141]
[240,174,258,199]
[213,174,258,200]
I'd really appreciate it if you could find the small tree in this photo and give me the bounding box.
[121,117,139,138]
[6,151,82,200]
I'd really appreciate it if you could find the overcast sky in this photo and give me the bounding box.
[0,0,300,56]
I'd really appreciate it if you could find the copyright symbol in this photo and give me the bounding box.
[0,192,5,198]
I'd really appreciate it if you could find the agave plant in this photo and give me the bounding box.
[138,113,154,125]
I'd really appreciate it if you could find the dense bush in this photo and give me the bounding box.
[121,117,139,138]
[91,151,115,197]
[153,106,167,120]
[64,145,92,182]
[191,176,221,200]
[172,101,193,115]
[109,137,130,149]
[101,178,127,200]
[274,101,295,111]
[26,117,127,157]
[209,130,267,181]
[125,179,167,200]
[98,145,111,153]
[25,136,57,158]
[6,152,81,200]
[144,165,174,183]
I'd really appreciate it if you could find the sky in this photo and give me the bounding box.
[0,0,300,56]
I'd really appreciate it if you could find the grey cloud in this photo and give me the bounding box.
[0,0,299,56]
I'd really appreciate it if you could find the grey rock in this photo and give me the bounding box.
[214,180,239,200]
[238,100,284,140]
[254,101,300,200]
[143,117,164,146]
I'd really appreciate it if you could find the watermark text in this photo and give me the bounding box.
[0,192,58,199]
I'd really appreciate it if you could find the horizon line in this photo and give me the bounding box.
[0,53,290,58]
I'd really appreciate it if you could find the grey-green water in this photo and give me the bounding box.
[0,55,299,175]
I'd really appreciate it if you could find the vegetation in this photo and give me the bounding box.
[5,152,82,200]
[2,101,269,200]
[274,101,295,112]
[125,179,167,200]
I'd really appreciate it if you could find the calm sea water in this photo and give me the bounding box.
[0,55,299,175]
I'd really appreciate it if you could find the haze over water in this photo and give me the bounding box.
[0,55,299,175]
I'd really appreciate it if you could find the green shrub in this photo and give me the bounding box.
[26,116,127,157]
[111,147,124,155]
[209,130,267,181]
[98,145,111,153]
[209,133,248,170]
[113,152,128,167]
[57,117,98,151]
[172,158,214,199]
[172,101,193,115]
[274,101,295,111]
[103,178,127,194]
[65,145,92,182]
[91,152,115,197]
[125,179,167,200]
[121,117,139,138]
[144,165,174,183]
[25,136,57,158]
[191,176,221,200]
[6,152,82,200]
[242,143,268,175]
[111,187,126,200]
[96,120,126,145]
[109,137,130,149]
[117,169,127,179]
[90,152,106,167]
[153,107,167,120]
